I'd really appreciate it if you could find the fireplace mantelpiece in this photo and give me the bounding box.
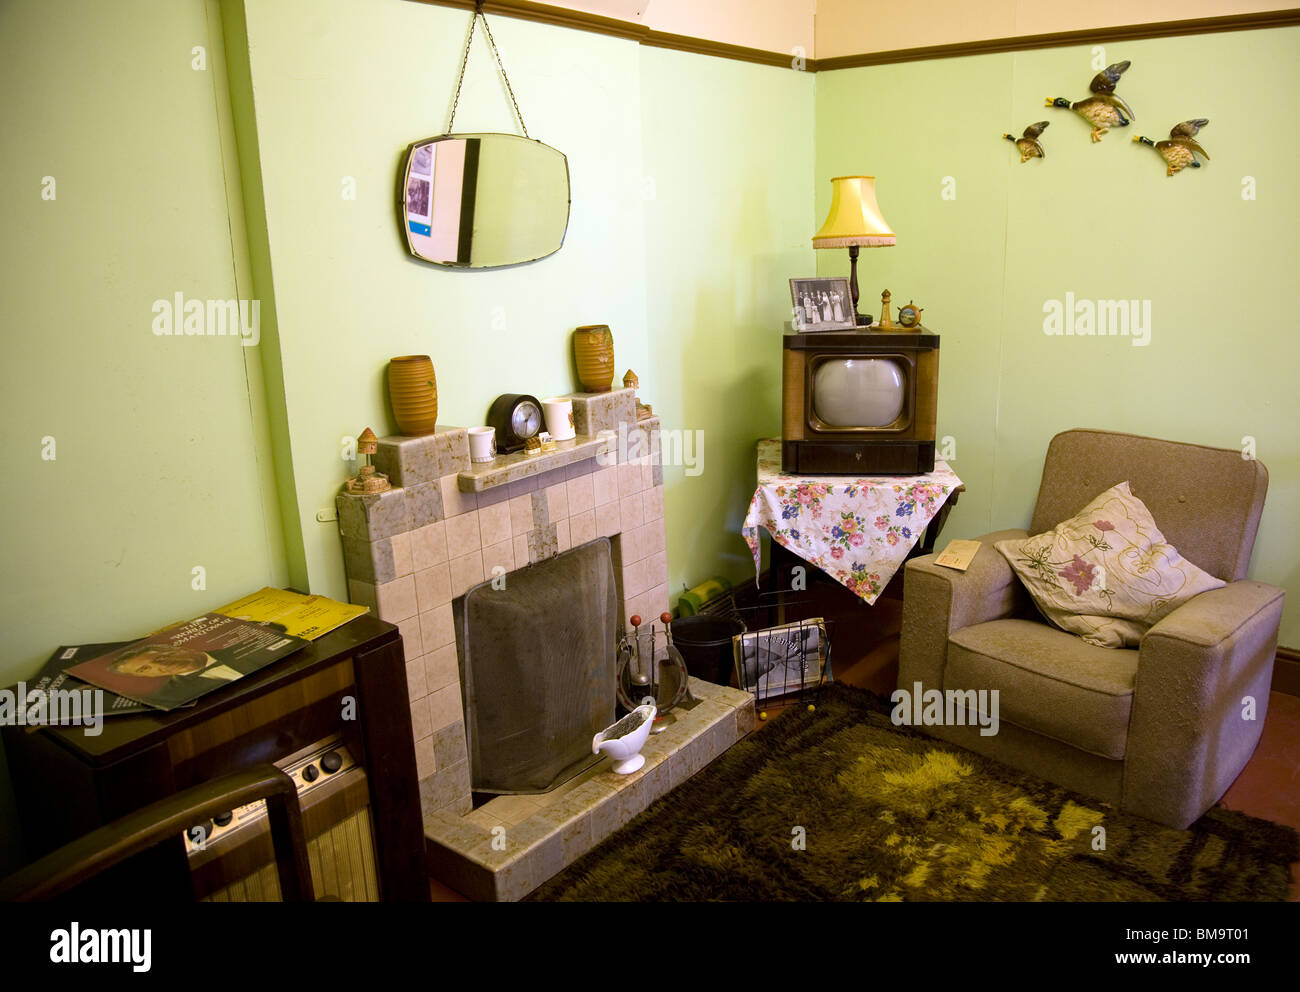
[337,389,754,898]
[336,389,692,861]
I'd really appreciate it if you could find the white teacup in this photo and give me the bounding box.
[542,397,576,441]
[468,426,496,463]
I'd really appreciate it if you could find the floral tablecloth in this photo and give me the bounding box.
[742,439,963,604]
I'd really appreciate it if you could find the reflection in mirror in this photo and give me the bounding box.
[401,133,570,269]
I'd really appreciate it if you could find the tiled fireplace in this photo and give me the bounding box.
[336,388,754,899]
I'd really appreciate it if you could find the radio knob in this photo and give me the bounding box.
[320,751,343,774]
[301,764,320,783]
[213,811,233,827]
[188,820,215,846]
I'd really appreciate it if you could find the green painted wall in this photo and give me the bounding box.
[0,0,287,867]
[639,47,815,597]
[235,0,815,605]
[816,28,1300,646]
[239,0,649,599]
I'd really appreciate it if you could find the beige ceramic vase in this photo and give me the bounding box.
[573,325,614,393]
[388,355,438,436]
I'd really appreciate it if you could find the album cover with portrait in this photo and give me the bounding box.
[67,614,308,711]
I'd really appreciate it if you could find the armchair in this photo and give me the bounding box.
[899,428,1285,828]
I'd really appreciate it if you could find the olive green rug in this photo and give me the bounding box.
[529,683,1298,902]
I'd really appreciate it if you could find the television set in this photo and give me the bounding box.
[782,329,939,475]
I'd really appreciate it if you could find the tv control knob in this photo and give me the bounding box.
[320,751,343,774]
[188,820,215,846]
[301,764,320,783]
[213,811,233,828]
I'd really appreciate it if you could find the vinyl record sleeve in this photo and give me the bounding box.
[67,614,307,711]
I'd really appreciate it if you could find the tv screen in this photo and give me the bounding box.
[812,357,905,428]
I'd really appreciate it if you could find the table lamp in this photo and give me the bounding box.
[812,175,896,326]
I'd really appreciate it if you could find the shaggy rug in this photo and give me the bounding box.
[529,683,1298,901]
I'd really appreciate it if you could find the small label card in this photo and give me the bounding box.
[935,539,981,571]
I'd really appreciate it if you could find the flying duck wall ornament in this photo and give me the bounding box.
[1047,60,1136,142]
[1003,121,1050,162]
[1133,119,1210,176]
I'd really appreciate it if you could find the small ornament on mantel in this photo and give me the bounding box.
[623,368,653,420]
[345,428,391,494]
[574,325,615,393]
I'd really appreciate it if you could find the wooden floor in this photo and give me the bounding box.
[431,575,1300,900]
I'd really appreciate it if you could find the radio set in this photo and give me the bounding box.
[3,616,427,902]
[184,736,379,901]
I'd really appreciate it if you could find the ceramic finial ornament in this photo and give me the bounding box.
[1047,60,1135,142]
[345,427,391,494]
[1004,121,1050,162]
[1134,119,1210,176]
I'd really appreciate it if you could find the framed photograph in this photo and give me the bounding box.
[733,619,828,699]
[789,277,856,331]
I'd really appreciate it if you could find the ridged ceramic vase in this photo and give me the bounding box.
[573,325,614,393]
[388,355,438,436]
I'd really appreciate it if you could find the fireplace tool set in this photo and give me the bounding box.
[614,601,832,729]
[616,613,690,733]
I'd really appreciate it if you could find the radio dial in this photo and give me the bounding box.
[213,811,233,827]
[301,764,320,783]
[188,820,215,845]
[321,751,343,774]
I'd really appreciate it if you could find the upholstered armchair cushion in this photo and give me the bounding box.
[947,620,1137,759]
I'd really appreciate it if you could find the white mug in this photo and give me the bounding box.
[468,426,496,463]
[542,397,576,441]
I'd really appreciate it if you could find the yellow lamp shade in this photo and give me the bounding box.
[812,176,896,248]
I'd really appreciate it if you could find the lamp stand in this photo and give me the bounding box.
[848,245,869,326]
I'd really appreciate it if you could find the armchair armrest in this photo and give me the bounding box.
[899,529,1031,690]
[1123,580,1286,828]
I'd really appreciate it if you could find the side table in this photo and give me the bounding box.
[743,439,964,605]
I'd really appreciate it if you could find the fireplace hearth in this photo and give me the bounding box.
[336,391,753,899]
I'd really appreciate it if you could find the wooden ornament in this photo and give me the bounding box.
[346,427,391,494]
[878,289,896,329]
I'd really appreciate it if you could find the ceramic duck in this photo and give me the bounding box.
[1047,61,1135,142]
[1134,119,1210,176]
[1004,121,1050,162]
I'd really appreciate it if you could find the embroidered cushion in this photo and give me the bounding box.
[995,482,1225,648]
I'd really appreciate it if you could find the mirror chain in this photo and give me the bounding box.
[446,2,530,139]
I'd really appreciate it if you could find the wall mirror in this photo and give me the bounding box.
[400,133,570,269]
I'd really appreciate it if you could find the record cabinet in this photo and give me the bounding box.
[3,614,427,901]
